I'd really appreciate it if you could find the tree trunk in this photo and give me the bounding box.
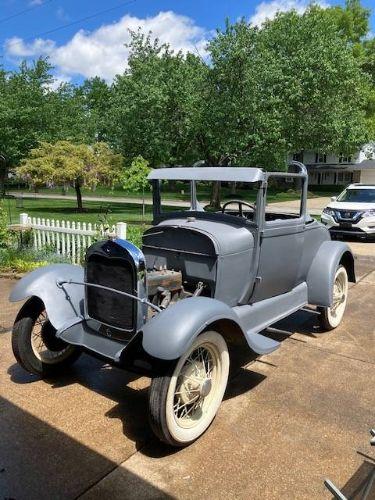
[75,180,84,212]
[209,181,221,210]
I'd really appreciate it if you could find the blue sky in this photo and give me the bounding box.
[1,0,375,85]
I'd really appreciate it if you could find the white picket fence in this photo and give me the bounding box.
[17,213,127,264]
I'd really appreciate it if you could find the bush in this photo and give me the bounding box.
[0,247,69,273]
[127,224,147,248]
[0,201,11,248]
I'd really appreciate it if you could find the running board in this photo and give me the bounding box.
[233,282,308,355]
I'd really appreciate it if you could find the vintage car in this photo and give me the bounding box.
[9,162,355,446]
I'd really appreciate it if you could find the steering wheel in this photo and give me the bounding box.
[221,200,255,218]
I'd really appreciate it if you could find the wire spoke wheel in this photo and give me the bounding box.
[319,266,349,330]
[30,309,74,364]
[12,296,81,376]
[149,330,229,446]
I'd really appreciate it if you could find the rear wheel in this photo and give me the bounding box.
[149,330,229,447]
[12,296,81,377]
[318,266,348,330]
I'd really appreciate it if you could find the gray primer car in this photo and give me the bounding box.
[9,162,355,446]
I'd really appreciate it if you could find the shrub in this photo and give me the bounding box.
[127,224,146,248]
[0,201,11,248]
[0,247,69,273]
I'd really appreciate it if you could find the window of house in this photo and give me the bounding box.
[337,172,344,182]
[293,151,304,162]
[339,154,352,163]
[315,152,327,163]
[344,172,353,182]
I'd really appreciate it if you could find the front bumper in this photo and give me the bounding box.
[321,213,375,238]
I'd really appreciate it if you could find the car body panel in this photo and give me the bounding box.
[306,241,354,306]
[141,296,280,360]
[9,264,84,330]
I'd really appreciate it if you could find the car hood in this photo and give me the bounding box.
[327,201,375,211]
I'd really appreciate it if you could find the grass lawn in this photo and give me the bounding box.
[3,197,154,226]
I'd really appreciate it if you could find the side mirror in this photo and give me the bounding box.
[331,196,337,202]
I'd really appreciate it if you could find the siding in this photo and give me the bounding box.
[361,169,375,184]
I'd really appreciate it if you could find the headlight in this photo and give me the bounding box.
[362,209,375,218]
[322,207,335,216]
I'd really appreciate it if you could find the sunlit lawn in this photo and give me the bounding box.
[4,197,154,226]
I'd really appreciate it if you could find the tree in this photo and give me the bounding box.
[0,59,54,196]
[122,156,151,192]
[79,77,112,142]
[18,141,123,211]
[109,31,205,167]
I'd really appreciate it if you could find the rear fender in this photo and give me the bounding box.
[9,264,84,331]
[141,296,270,361]
[306,241,355,307]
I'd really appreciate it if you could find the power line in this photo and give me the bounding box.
[5,0,137,52]
[0,0,55,25]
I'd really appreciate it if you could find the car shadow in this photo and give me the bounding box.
[0,395,173,499]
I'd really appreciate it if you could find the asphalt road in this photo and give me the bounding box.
[0,255,374,499]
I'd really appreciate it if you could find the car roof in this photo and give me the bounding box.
[148,167,265,183]
[347,183,375,189]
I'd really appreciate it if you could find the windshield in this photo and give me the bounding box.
[337,188,375,203]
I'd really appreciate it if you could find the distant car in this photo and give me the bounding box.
[321,183,375,240]
[9,162,355,447]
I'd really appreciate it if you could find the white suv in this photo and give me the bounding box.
[321,184,375,240]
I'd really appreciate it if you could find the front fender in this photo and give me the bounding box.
[142,296,266,361]
[9,264,84,331]
[306,241,355,307]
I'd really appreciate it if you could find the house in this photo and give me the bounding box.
[288,144,375,186]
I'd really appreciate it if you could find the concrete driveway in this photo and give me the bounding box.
[0,256,374,499]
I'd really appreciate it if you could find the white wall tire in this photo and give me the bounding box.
[149,330,229,447]
[318,265,348,331]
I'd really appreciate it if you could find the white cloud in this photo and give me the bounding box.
[249,0,329,27]
[5,11,208,81]
[29,0,44,5]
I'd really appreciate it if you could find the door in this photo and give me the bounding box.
[250,217,305,303]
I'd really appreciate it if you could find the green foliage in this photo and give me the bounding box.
[109,31,205,167]
[18,141,123,210]
[126,225,146,249]
[122,156,151,192]
[0,246,69,273]
[0,201,10,248]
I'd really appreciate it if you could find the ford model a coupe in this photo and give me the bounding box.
[9,162,355,446]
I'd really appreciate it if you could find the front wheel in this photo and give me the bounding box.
[149,330,229,447]
[318,265,348,330]
[12,296,81,377]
